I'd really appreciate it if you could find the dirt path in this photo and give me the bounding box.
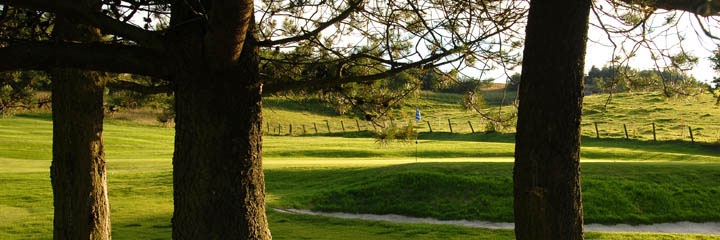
[274,208,720,235]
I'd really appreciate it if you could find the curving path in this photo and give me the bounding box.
[273,208,720,235]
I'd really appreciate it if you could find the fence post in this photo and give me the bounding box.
[594,122,600,139]
[289,124,293,135]
[468,121,475,133]
[326,120,331,133]
[278,124,282,135]
[652,123,657,141]
[623,123,629,139]
[302,124,306,134]
[314,122,318,134]
[340,120,346,132]
[266,122,270,133]
[448,119,453,133]
[426,121,433,133]
[689,126,695,143]
[356,119,361,132]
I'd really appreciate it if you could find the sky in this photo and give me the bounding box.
[471,7,720,84]
[584,13,719,83]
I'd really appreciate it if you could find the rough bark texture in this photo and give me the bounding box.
[513,0,591,239]
[169,3,270,238]
[50,1,111,238]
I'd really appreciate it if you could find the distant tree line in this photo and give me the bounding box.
[505,65,704,96]
[416,69,494,94]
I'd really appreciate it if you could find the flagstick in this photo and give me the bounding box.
[415,106,420,163]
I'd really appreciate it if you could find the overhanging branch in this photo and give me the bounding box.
[257,0,363,47]
[0,0,165,49]
[0,41,172,78]
[620,0,720,16]
[263,48,461,94]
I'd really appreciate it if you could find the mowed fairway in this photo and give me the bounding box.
[1,114,720,239]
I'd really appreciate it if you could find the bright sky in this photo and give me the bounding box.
[585,11,719,83]
[477,7,720,84]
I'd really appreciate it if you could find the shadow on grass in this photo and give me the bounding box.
[266,161,720,225]
[273,131,518,143]
[269,131,720,160]
[13,113,52,121]
[581,136,720,159]
[112,214,172,240]
[266,150,384,158]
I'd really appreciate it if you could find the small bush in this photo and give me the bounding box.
[374,122,417,147]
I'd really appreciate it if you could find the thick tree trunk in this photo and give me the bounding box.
[49,1,111,239]
[50,12,111,240]
[513,1,591,240]
[170,25,271,239]
[50,69,110,240]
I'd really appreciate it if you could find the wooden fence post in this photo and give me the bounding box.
[623,123,629,139]
[278,124,282,135]
[356,119,361,132]
[448,119,453,133]
[652,123,657,141]
[314,122,318,134]
[594,122,600,139]
[426,121,433,133]
[289,124,293,135]
[303,124,306,134]
[340,120,346,132]
[266,122,270,133]
[689,126,695,143]
[468,121,474,133]
[326,120,331,133]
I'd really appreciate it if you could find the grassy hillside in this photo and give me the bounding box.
[261,90,720,143]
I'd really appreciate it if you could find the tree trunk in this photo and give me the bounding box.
[50,3,111,238]
[513,1,590,240]
[170,24,271,239]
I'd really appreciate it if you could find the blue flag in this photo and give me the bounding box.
[415,107,421,122]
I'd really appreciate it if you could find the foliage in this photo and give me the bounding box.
[0,71,50,115]
[105,74,174,122]
[484,121,499,133]
[374,122,418,147]
[708,46,720,104]
[506,73,521,91]
[585,65,702,96]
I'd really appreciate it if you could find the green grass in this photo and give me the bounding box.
[2,113,720,239]
[266,162,720,225]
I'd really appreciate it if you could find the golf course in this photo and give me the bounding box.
[1,91,720,239]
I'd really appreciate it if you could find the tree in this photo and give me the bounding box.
[0,0,525,238]
[513,1,590,239]
[48,0,112,239]
[515,0,720,239]
[507,72,521,90]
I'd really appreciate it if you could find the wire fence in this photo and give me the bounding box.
[264,117,720,144]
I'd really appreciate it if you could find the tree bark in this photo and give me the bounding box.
[169,14,271,239]
[49,1,111,238]
[513,1,590,240]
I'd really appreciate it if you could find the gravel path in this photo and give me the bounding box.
[274,208,720,235]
